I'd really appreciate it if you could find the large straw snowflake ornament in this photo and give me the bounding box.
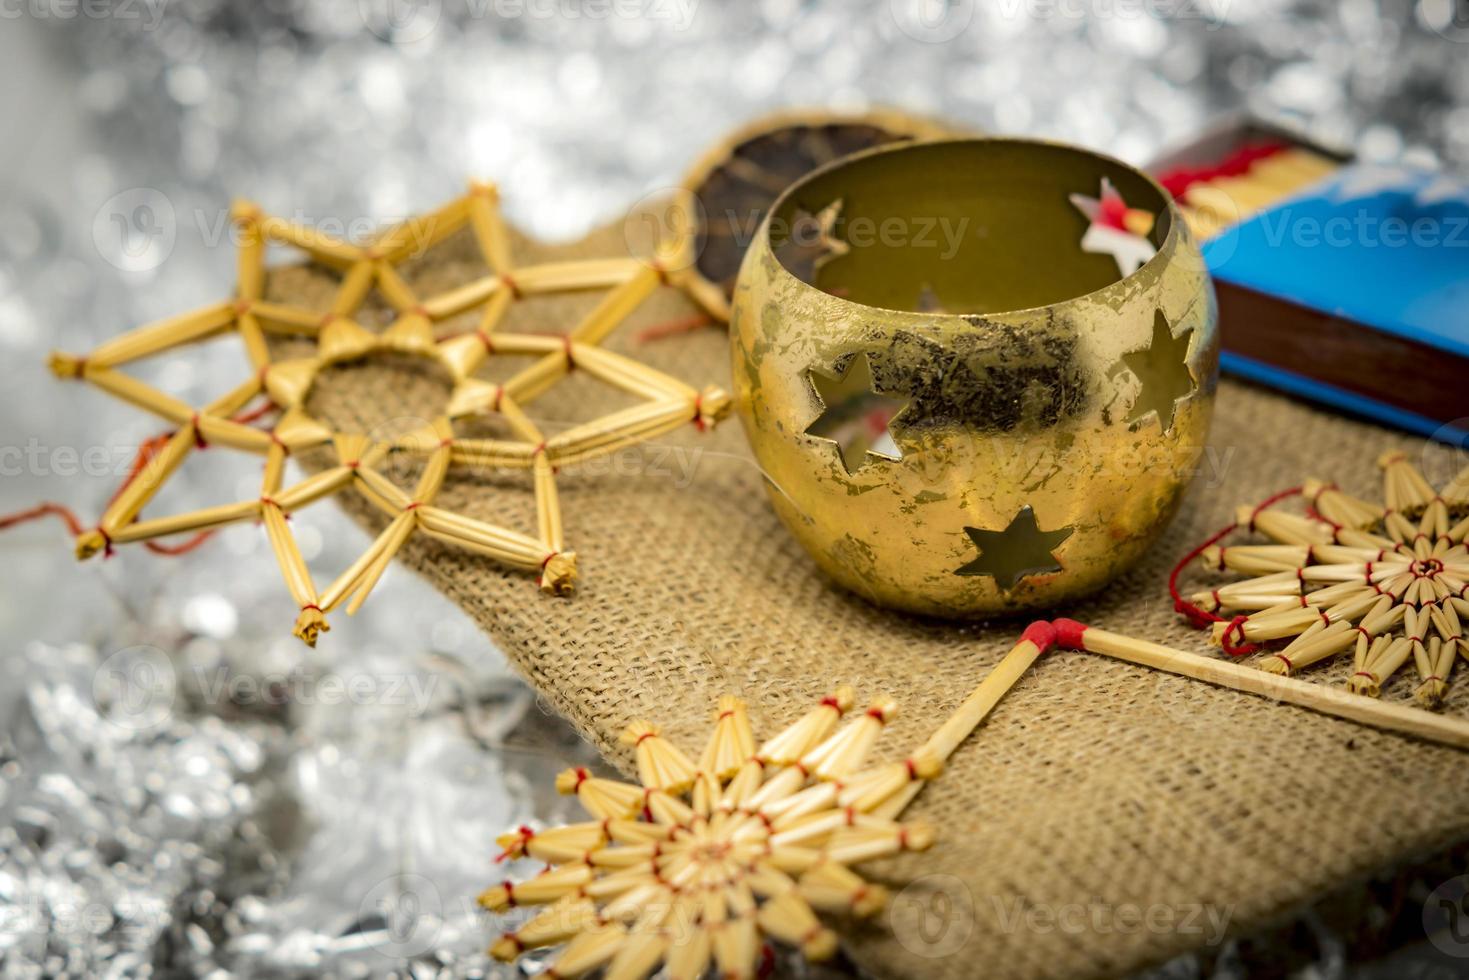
[480,691,940,980]
[1188,453,1469,708]
[48,185,729,646]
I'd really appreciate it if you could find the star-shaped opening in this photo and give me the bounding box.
[1117,310,1196,433]
[954,505,1074,590]
[773,199,849,287]
[914,282,951,314]
[804,352,909,475]
[1069,176,1158,278]
[49,184,731,646]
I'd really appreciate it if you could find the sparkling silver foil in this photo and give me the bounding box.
[0,1,1465,975]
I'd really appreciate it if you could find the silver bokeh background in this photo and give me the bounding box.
[0,1,1466,976]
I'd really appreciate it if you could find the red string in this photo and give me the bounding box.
[493,825,535,863]
[632,312,714,344]
[1155,141,1287,199]
[0,503,85,537]
[144,533,214,556]
[1167,485,1302,657]
[233,401,276,426]
[757,943,776,980]
[0,399,279,558]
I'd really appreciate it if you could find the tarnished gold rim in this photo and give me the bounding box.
[755,135,1187,322]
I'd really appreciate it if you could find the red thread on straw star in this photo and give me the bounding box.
[1174,454,1469,708]
[36,184,730,644]
[480,691,937,979]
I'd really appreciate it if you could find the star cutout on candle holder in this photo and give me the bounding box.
[915,282,950,314]
[47,183,729,647]
[805,351,909,475]
[1069,177,1158,278]
[1117,311,1196,433]
[774,199,850,285]
[954,505,1074,590]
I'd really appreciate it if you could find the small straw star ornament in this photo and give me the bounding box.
[46,184,729,646]
[480,690,943,980]
[1184,452,1469,708]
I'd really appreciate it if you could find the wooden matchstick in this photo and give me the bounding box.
[1064,622,1469,750]
[873,624,1051,819]
[880,617,1469,825]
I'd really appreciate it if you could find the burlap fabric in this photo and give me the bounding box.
[271,220,1469,980]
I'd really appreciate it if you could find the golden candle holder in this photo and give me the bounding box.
[729,138,1219,617]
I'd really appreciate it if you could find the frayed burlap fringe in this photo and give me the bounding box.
[272,217,1469,980]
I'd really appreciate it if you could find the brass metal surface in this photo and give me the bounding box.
[729,138,1219,617]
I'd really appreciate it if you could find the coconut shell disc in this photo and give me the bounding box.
[680,108,954,321]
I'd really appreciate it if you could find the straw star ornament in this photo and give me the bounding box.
[480,691,941,980]
[48,184,729,646]
[1183,452,1469,708]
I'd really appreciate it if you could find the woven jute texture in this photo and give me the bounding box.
[270,219,1469,980]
